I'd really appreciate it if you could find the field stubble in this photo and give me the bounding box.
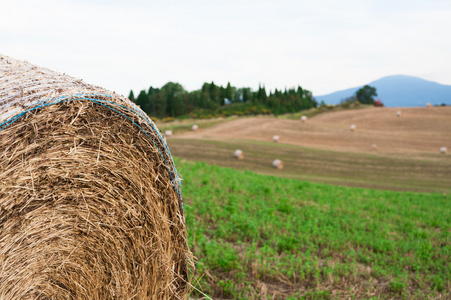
[168,106,451,193]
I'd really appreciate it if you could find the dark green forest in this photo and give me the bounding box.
[129,82,317,119]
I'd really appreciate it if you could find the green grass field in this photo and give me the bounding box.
[177,158,451,299]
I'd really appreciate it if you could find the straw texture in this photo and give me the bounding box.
[0,55,192,299]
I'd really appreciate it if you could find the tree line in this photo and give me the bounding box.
[129,82,318,119]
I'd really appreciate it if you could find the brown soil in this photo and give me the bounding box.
[176,106,451,156]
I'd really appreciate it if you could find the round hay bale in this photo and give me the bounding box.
[165,129,173,137]
[273,135,280,143]
[272,159,283,169]
[0,55,191,299]
[370,144,378,151]
[234,149,244,159]
[350,124,356,132]
[301,115,307,122]
[440,147,447,154]
[426,103,432,108]
[192,124,199,131]
[396,111,401,118]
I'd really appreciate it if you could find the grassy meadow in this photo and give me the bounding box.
[177,158,451,299]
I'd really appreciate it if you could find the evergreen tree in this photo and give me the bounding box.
[148,86,158,116]
[128,90,135,102]
[225,82,233,101]
[219,86,226,105]
[297,86,303,97]
[161,82,185,117]
[209,81,220,105]
[257,85,267,103]
[136,90,150,114]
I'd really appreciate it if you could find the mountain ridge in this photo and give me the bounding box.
[315,75,451,107]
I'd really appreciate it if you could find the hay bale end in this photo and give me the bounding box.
[272,159,283,169]
[234,149,244,159]
[0,54,192,299]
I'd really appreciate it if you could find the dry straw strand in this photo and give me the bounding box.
[0,54,193,299]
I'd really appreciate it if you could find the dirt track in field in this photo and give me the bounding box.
[176,107,451,156]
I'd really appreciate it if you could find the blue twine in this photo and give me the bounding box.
[0,94,183,211]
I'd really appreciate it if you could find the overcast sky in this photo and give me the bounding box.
[1,0,451,97]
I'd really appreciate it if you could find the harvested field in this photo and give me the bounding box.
[176,107,451,156]
[168,139,451,193]
[167,107,451,193]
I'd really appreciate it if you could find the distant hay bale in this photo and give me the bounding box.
[370,144,378,151]
[0,55,191,299]
[192,124,199,131]
[234,149,244,159]
[273,135,279,143]
[301,115,307,122]
[165,129,173,137]
[426,103,432,107]
[396,111,401,117]
[272,159,283,169]
[440,147,447,154]
[350,124,356,132]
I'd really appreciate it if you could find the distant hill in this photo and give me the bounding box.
[315,75,451,107]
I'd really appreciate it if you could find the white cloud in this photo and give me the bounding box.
[1,0,450,96]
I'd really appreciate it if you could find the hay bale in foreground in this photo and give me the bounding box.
[440,147,447,154]
[273,135,279,143]
[0,55,192,299]
[301,115,307,122]
[192,124,199,131]
[234,149,244,159]
[272,159,283,169]
[350,124,356,132]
